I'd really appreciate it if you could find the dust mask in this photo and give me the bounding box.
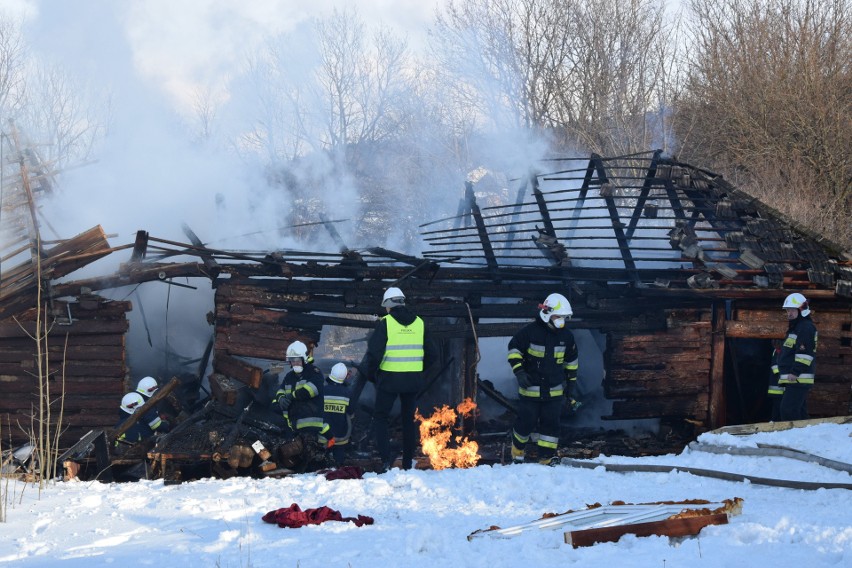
[552,317,566,329]
[292,365,303,374]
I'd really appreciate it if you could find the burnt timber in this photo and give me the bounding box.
[2,149,852,455]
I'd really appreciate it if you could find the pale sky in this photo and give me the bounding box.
[11,0,443,113]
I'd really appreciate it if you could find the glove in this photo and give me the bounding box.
[278,395,292,411]
[514,369,533,389]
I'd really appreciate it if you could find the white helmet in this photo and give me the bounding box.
[539,293,572,324]
[137,376,158,396]
[121,392,145,414]
[329,362,348,384]
[381,286,405,308]
[286,340,308,360]
[782,293,810,317]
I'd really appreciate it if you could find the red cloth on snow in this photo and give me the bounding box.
[262,503,374,528]
[320,465,365,480]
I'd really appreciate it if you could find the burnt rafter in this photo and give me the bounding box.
[6,152,852,325]
[593,159,640,284]
[625,149,663,240]
[529,175,570,267]
[463,181,499,276]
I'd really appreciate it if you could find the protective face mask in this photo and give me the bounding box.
[552,317,566,329]
[292,365,303,374]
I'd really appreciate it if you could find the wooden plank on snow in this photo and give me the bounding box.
[564,513,729,548]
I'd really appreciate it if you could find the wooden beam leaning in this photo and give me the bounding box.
[182,223,220,278]
[130,230,149,262]
[110,377,180,443]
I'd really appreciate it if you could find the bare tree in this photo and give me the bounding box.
[239,7,412,166]
[431,0,676,156]
[188,86,218,144]
[20,63,108,168]
[0,15,26,117]
[237,41,312,163]
[675,0,852,244]
[0,15,107,171]
[312,7,411,160]
[431,0,572,133]
[555,0,674,155]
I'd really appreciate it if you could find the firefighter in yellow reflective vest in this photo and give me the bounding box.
[507,293,579,466]
[777,293,818,421]
[361,287,436,472]
[272,340,331,447]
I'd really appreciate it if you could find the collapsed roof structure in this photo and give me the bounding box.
[2,137,851,473]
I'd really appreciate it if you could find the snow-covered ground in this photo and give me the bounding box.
[1,422,850,567]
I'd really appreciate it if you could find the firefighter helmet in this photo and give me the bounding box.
[329,362,348,383]
[782,293,810,317]
[539,293,572,323]
[286,341,308,360]
[121,392,144,414]
[136,376,158,396]
[381,286,405,308]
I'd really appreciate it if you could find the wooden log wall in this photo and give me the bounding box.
[0,295,131,447]
[604,309,713,422]
[212,281,322,389]
[726,306,852,417]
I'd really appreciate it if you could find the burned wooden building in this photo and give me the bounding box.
[2,146,851,457]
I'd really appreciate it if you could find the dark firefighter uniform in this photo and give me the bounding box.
[114,408,155,451]
[362,305,436,470]
[777,313,818,421]
[507,318,578,463]
[136,393,170,434]
[272,361,331,445]
[767,343,784,421]
[323,378,353,465]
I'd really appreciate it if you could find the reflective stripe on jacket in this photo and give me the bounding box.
[777,316,817,385]
[507,318,578,400]
[323,380,353,445]
[768,346,784,396]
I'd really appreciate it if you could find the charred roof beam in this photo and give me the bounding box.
[589,157,640,285]
[463,181,500,279]
[182,223,221,278]
[504,172,533,250]
[528,175,570,268]
[625,149,663,241]
[563,154,602,239]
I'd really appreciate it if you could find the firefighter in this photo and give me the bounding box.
[777,293,817,421]
[135,376,171,433]
[361,287,437,472]
[507,292,579,465]
[272,341,331,449]
[767,341,784,421]
[114,392,154,450]
[323,362,354,466]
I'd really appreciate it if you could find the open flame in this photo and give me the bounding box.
[415,397,480,470]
